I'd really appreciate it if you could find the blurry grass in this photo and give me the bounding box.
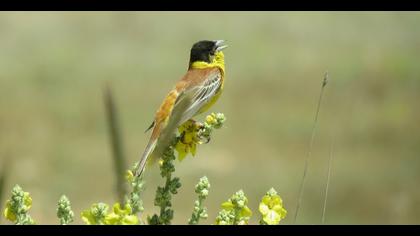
[0,12,419,224]
[321,133,335,224]
[103,83,127,205]
[294,72,328,224]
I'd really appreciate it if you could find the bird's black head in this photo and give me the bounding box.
[188,40,227,68]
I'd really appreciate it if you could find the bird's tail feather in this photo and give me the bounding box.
[134,92,193,177]
[134,126,160,177]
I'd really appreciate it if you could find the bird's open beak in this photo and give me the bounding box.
[214,40,228,51]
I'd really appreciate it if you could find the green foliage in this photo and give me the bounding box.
[125,163,145,215]
[81,203,109,225]
[148,113,226,225]
[215,190,252,225]
[57,195,74,225]
[188,176,210,225]
[80,162,144,225]
[2,113,287,225]
[3,185,34,225]
[104,203,139,225]
[81,202,139,225]
[148,140,181,225]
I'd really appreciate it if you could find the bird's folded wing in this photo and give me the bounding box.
[151,69,222,161]
[175,69,222,126]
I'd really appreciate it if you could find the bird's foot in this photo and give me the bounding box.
[201,136,211,144]
[185,119,211,144]
[186,119,204,130]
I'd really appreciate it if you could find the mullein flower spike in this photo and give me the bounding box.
[149,136,179,225]
[57,195,74,225]
[81,203,109,225]
[258,188,287,225]
[175,113,226,161]
[3,185,34,225]
[150,113,224,225]
[215,190,252,225]
[188,176,210,225]
[104,203,139,225]
[126,164,145,215]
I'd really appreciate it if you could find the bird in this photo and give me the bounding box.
[134,40,228,177]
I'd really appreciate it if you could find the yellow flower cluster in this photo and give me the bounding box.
[174,113,225,162]
[175,119,202,161]
[215,190,252,225]
[81,202,139,225]
[220,201,252,225]
[205,114,217,126]
[104,203,139,225]
[3,189,32,222]
[125,170,134,183]
[258,188,287,225]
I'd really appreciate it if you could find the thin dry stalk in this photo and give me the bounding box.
[293,71,329,224]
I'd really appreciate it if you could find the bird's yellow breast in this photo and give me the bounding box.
[190,51,225,115]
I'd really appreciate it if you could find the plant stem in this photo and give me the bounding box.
[294,71,329,224]
[322,134,334,224]
[149,139,180,225]
[160,175,172,217]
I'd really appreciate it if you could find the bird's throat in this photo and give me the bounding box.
[190,51,225,75]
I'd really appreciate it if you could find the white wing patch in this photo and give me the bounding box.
[174,70,222,126]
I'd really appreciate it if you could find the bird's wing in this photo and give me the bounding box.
[135,69,222,177]
[174,69,222,126]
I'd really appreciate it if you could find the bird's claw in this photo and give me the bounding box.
[190,119,204,129]
[202,136,211,144]
[187,119,211,144]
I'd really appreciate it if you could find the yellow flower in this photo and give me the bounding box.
[175,120,201,161]
[259,189,287,225]
[125,170,134,183]
[240,206,252,219]
[3,191,32,223]
[205,114,216,126]
[221,201,234,210]
[175,139,197,161]
[205,113,225,129]
[3,200,16,222]
[81,203,109,225]
[104,203,139,225]
[81,210,97,225]
[23,192,32,211]
[219,196,252,224]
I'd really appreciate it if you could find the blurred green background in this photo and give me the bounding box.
[1,12,420,224]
